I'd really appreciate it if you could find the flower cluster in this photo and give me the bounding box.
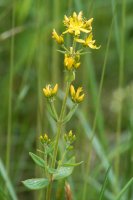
[40,133,51,144]
[64,130,76,143]
[64,50,80,71]
[43,12,100,104]
[63,12,93,36]
[52,11,100,71]
[64,130,76,150]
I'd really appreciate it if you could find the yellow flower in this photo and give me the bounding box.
[63,11,92,36]
[43,84,58,98]
[64,130,76,143]
[64,54,75,70]
[40,133,50,144]
[70,85,85,103]
[44,134,48,141]
[75,33,100,49]
[64,53,81,70]
[52,29,64,44]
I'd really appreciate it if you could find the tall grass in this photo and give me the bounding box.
[6,0,15,176]
[82,17,114,200]
[115,0,126,181]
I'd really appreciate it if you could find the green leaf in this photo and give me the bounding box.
[64,156,75,164]
[57,49,66,54]
[63,160,83,167]
[22,178,49,190]
[29,152,45,168]
[47,167,57,174]
[78,51,91,55]
[63,104,78,124]
[53,156,75,180]
[53,166,74,180]
[45,141,55,155]
[0,159,18,200]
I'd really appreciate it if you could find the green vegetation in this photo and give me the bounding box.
[0,0,133,199]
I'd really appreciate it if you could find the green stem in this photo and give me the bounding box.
[49,100,59,121]
[46,32,76,200]
[46,81,70,200]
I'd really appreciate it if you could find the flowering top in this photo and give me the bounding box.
[63,12,93,36]
[43,84,58,98]
[70,85,85,103]
[52,11,100,72]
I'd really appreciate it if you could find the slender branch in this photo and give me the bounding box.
[49,100,59,121]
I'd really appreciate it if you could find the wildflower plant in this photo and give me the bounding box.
[22,11,100,199]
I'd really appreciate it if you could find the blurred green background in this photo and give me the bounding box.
[0,0,133,199]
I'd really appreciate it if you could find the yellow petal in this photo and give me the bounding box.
[44,134,48,140]
[80,28,90,33]
[63,15,69,25]
[86,33,93,43]
[43,88,48,96]
[86,18,93,27]
[88,43,101,49]
[75,38,85,44]
[73,12,77,19]
[52,29,64,44]
[52,29,58,39]
[70,85,75,97]
[77,94,85,102]
[76,87,83,97]
[40,135,43,140]
[53,84,58,94]
[78,11,83,21]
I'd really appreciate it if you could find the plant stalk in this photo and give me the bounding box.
[46,81,70,200]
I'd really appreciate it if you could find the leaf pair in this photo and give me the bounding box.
[22,166,74,190]
[22,154,79,190]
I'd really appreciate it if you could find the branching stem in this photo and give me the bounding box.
[46,81,71,200]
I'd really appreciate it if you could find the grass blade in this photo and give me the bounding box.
[6,0,15,175]
[115,177,133,200]
[99,166,111,200]
[0,159,18,200]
